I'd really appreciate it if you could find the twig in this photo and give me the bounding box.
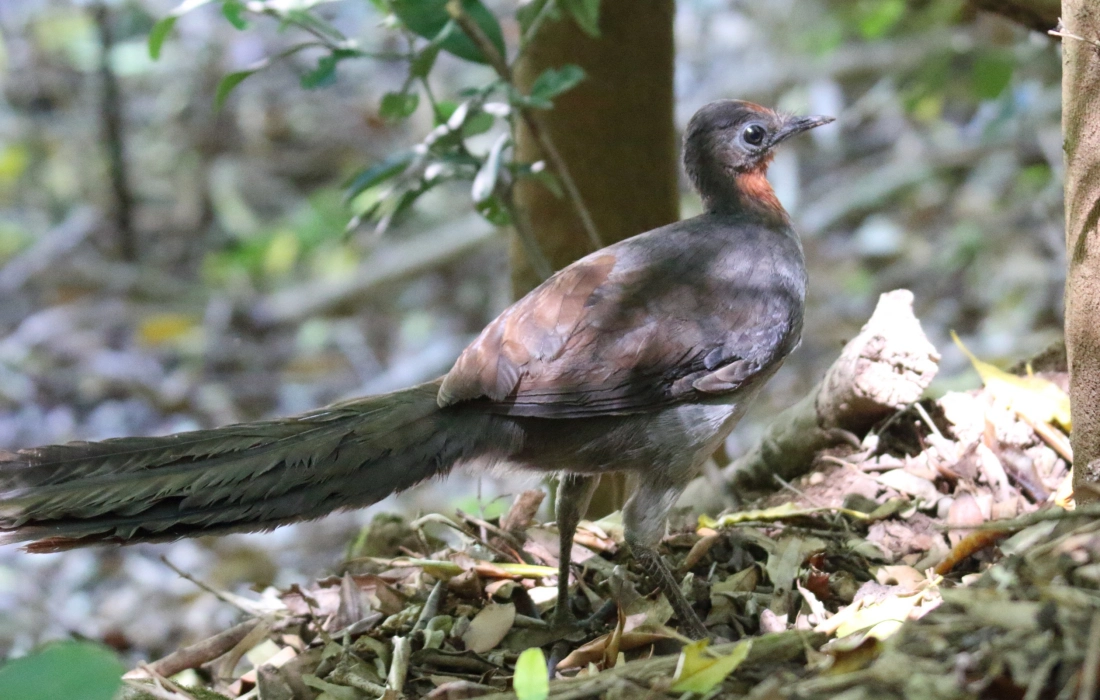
[500,183,554,279]
[1018,412,1073,463]
[913,402,944,441]
[1050,18,1100,50]
[446,0,603,251]
[160,556,271,617]
[772,473,828,508]
[518,0,560,53]
[211,619,273,689]
[946,502,1100,531]
[92,3,136,261]
[138,662,199,699]
[122,680,188,700]
[456,508,528,559]
[126,619,262,680]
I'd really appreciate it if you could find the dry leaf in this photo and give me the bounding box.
[556,632,672,669]
[953,331,1071,429]
[461,603,515,653]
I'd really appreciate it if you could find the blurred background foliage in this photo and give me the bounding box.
[0,0,1063,665]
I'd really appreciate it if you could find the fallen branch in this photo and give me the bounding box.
[679,289,940,513]
[250,215,497,326]
[123,619,261,680]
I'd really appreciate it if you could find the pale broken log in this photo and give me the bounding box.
[680,289,940,513]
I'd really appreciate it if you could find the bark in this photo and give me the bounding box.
[1062,1,1100,504]
[678,290,941,514]
[513,0,677,516]
[511,0,678,293]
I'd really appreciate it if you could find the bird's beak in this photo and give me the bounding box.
[772,114,835,145]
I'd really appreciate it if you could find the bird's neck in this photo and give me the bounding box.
[696,161,791,225]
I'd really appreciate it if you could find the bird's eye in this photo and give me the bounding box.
[742,124,767,146]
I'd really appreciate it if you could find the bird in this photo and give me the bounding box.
[0,100,832,640]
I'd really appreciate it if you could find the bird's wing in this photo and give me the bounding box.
[437,224,804,418]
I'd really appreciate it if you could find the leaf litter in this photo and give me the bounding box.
[118,351,1100,699]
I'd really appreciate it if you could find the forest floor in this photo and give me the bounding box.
[117,362,1094,700]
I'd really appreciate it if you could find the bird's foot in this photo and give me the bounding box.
[549,598,615,635]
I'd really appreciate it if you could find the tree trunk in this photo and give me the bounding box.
[1062,1,1100,504]
[511,0,678,292]
[512,0,677,515]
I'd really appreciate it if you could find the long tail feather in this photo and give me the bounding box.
[0,380,502,552]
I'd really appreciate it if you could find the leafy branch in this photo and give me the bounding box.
[148,0,606,278]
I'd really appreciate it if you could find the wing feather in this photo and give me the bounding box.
[438,219,805,418]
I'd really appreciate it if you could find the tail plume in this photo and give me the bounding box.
[0,380,492,552]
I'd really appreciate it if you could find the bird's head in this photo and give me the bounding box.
[683,100,833,216]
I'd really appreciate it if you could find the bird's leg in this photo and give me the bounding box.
[628,541,708,640]
[623,474,709,640]
[551,474,598,628]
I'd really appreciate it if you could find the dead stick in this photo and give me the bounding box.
[126,619,262,680]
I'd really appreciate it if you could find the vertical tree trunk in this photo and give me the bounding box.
[512,0,678,291]
[512,0,678,515]
[1062,1,1100,504]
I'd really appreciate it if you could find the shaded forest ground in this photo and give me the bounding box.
[0,0,1072,692]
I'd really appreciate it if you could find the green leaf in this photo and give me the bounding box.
[477,195,510,225]
[476,195,511,226]
[671,639,753,694]
[380,91,420,121]
[528,64,586,108]
[560,0,600,37]
[972,49,1014,100]
[0,642,125,700]
[513,647,549,700]
[221,0,249,29]
[462,111,495,137]
[472,133,510,203]
[284,9,346,41]
[148,0,215,59]
[434,99,459,125]
[301,49,362,90]
[215,69,259,109]
[410,44,441,79]
[148,16,178,59]
[856,0,905,39]
[391,0,506,65]
[345,152,416,201]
